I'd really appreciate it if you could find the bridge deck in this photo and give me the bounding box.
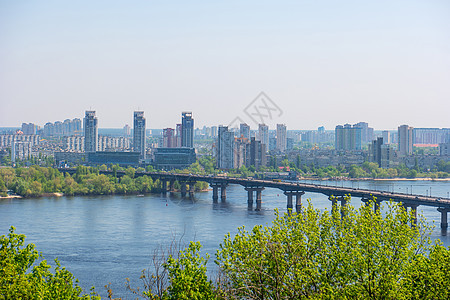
[59,168,450,209]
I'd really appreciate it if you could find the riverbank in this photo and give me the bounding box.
[299,177,450,182]
[0,195,22,200]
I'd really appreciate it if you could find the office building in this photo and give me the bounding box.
[181,112,194,147]
[84,111,98,153]
[88,151,140,167]
[398,125,413,156]
[133,111,146,159]
[240,123,250,139]
[153,147,196,170]
[276,124,287,152]
[217,126,234,169]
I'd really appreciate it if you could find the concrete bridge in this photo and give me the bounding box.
[59,168,450,229]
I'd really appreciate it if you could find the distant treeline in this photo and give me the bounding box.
[0,165,208,198]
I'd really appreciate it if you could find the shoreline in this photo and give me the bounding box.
[298,177,450,182]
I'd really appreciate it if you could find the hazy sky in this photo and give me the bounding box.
[1,1,449,130]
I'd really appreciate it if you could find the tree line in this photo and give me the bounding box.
[0,165,208,198]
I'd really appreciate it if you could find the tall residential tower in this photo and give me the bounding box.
[181,112,194,148]
[133,111,146,159]
[84,111,98,153]
[398,125,413,156]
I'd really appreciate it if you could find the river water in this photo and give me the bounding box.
[1,180,449,298]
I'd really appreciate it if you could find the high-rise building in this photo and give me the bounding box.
[258,124,269,147]
[276,124,287,152]
[163,128,176,148]
[240,123,250,139]
[175,124,182,147]
[234,137,250,169]
[413,128,450,145]
[21,123,38,135]
[335,124,362,150]
[211,126,218,138]
[250,137,267,169]
[217,126,234,169]
[382,131,391,144]
[354,122,374,144]
[84,111,98,153]
[398,125,413,156]
[181,112,194,148]
[123,124,131,137]
[369,137,384,167]
[133,111,146,159]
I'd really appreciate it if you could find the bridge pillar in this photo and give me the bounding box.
[169,180,175,193]
[181,182,187,198]
[409,204,418,226]
[361,196,380,213]
[284,192,293,211]
[284,190,305,213]
[220,184,228,201]
[256,188,264,211]
[295,192,305,213]
[438,208,450,229]
[328,196,338,213]
[212,186,219,202]
[210,183,220,202]
[161,179,167,194]
[245,187,254,210]
[188,182,196,199]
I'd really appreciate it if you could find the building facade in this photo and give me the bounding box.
[181,112,194,147]
[133,111,146,159]
[217,126,234,169]
[239,123,250,139]
[163,128,176,148]
[398,125,413,156]
[258,124,269,148]
[84,111,98,153]
[276,124,287,152]
[335,124,362,151]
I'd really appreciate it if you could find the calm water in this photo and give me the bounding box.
[1,180,449,298]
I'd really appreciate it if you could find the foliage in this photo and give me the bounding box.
[163,242,216,300]
[215,200,449,299]
[0,166,210,198]
[0,226,99,299]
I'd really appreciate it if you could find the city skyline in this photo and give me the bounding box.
[1,1,449,129]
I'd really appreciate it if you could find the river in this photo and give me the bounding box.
[1,179,449,298]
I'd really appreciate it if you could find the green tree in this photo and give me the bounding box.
[163,242,216,300]
[0,226,99,299]
[215,199,445,299]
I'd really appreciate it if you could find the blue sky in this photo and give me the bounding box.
[1,1,449,130]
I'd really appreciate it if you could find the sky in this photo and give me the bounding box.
[0,0,449,130]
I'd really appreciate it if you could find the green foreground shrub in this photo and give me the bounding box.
[0,227,99,300]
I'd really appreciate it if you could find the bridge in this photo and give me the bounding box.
[59,168,450,229]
